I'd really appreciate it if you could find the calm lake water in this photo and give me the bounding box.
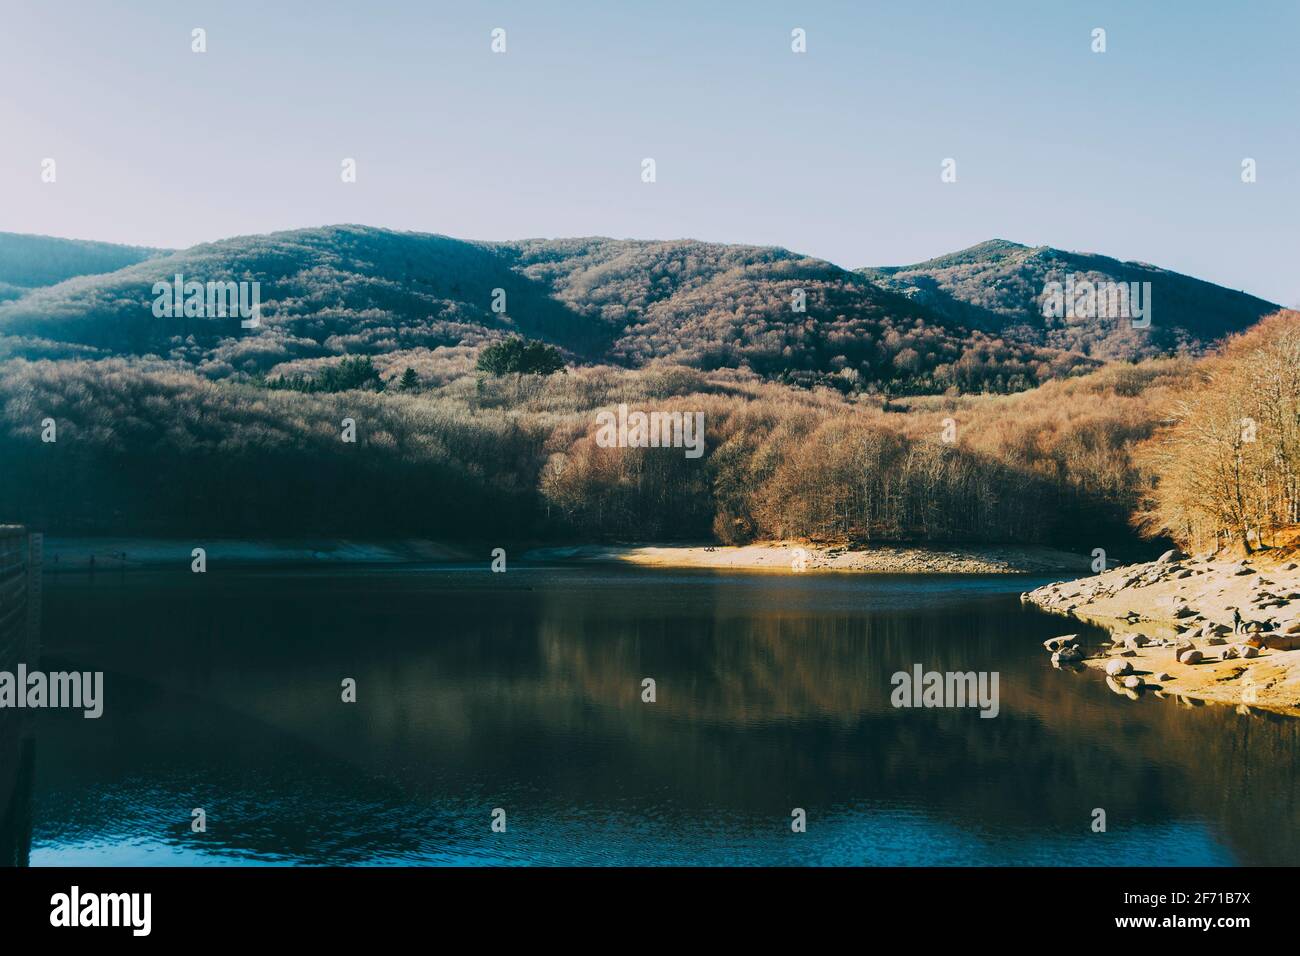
[7,564,1299,866]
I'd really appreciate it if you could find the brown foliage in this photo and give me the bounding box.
[1134,311,1300,551]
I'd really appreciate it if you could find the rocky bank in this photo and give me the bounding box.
[1024,550,1300,715]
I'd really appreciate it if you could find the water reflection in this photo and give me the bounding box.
[14,566,1300,866]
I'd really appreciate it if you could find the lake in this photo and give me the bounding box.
[7,564,1299,866]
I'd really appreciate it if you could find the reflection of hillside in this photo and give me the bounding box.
[39,570,1300,865]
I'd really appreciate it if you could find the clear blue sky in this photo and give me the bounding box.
[1,0,1296,304]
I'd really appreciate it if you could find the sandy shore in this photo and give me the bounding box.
[526,542,1092,574]
[1025,550,1300,716]
[40,537,1090,574]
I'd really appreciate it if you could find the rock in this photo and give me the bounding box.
[1222,645,1240,659]
[1178,649,1204,664]
[1123,675,1144,689]
[1105,659,1133,676]
[1105,676,1136,699]
[1206,636,1227,646]
[1117,649,1137,657]
[1173,640,1197,656]
[1043,635,1079,651]
[1234,644,1260,659]
[1156,549,1184,563]
[1153,672,1173,682]
[1123,633,1150,649]
[1173,606,1198,618]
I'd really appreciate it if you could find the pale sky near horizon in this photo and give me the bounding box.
[1,0,1296,304]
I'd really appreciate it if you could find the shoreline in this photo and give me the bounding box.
[1025,550,1300,716]
[521,542,1093,575]
[36,537,1092,575]
[37,537,476,571]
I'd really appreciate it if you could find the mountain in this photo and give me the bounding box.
[0,226,1278,395]
[0,232,165,303]
[0,225,1095,394]
[859,239,1280,361]
[492,237,1097,390]
[0,226,606,375]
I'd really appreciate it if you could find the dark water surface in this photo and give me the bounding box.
[10,565,1300,865]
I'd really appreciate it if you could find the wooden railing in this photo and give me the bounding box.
[0,525,38,866]
[0,525,40,663]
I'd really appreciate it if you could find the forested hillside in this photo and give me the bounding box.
[0,232,163,303]
[0,227,602,378]
[860,239,1279,361]
[0,226,1135,397]
[0,227,1289,550]
[0,345,1187,549]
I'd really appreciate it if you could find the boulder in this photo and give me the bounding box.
[1206,636,1227,646]
[1156,549,1184,563]
[1122,675,1144,689]
[1105,659,1133,676]
[1042,635,1079,652]
[1234,644,1260,659]
[1153,672,1173,682]
[1178,649,1204,665]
